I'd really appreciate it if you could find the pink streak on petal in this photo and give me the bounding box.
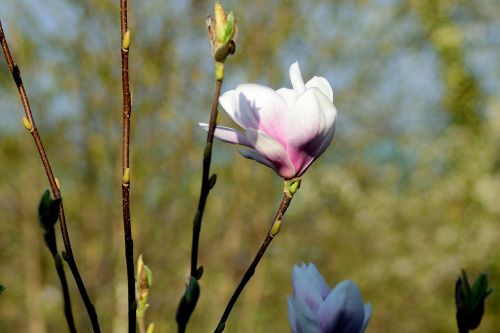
[306,76,334,102]
[245,128,296,178]
[289,62,306,96]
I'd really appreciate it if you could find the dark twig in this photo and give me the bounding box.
[0,20,100,332]
[54,252,77,333]
[191,78,223,278]
[214,191,295,333]
[119,2,136,332]
[175,76,223,333]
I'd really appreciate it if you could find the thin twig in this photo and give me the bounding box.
[191,78,223,277]
[53,253,77,333]
[214,192,294,333]
[0,20,101,332]
[119,2,136,332]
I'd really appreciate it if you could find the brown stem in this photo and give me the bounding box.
[190,78,223,277]
[119,2,136,332]
[214,192,294,333]
[0,20,101,332]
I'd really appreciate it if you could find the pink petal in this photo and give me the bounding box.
[289,62,306,96]
[199,123,253,147]
[245,128,296,178]
[306,76,334,102]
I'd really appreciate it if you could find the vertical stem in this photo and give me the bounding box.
[0,21,100,332]
[191,77,223,277]
[119,2,136,332]
[214,192,294,333]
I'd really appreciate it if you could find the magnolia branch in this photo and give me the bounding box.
[119,1,136,332]
[214,186,297,333]
[0,20,101,332]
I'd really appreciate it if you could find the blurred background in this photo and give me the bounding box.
[0,0,499,332]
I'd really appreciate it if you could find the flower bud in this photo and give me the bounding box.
[288,263,371,333]
[122,30,131,50]
[22,116,32,131]
[207,2,236,62]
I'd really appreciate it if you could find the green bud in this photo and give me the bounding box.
[455,269,494,332]
[176,277,200,331]
[208,174,217,190]
[284,178,302,197]
[38,190,61,255]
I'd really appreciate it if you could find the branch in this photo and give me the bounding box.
[214,183,297,333]
[119,2,136,331]
[190,77,223,278]
[0,20,101,332]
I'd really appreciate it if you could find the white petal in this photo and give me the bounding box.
[287,89,324,146]
[306,76,334,102]
[296,120,336,177]
[219,88,258,129]
[276,88,296,107]
[199,123,253,147]
[286,88,337,175]
[232,84,289,143]
[239,148,278,172]
[289,62,306,96]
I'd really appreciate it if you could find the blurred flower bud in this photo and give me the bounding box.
[136,255,153,318]
[288,263,371,333]
[455,269,493,332]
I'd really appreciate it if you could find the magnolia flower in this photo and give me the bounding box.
[288,263,372,333]
[200,62,337,179]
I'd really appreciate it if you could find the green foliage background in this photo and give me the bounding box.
[0,0,499,332]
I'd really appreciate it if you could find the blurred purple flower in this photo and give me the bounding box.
[200,62,337,179]
[288,263,372,333]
